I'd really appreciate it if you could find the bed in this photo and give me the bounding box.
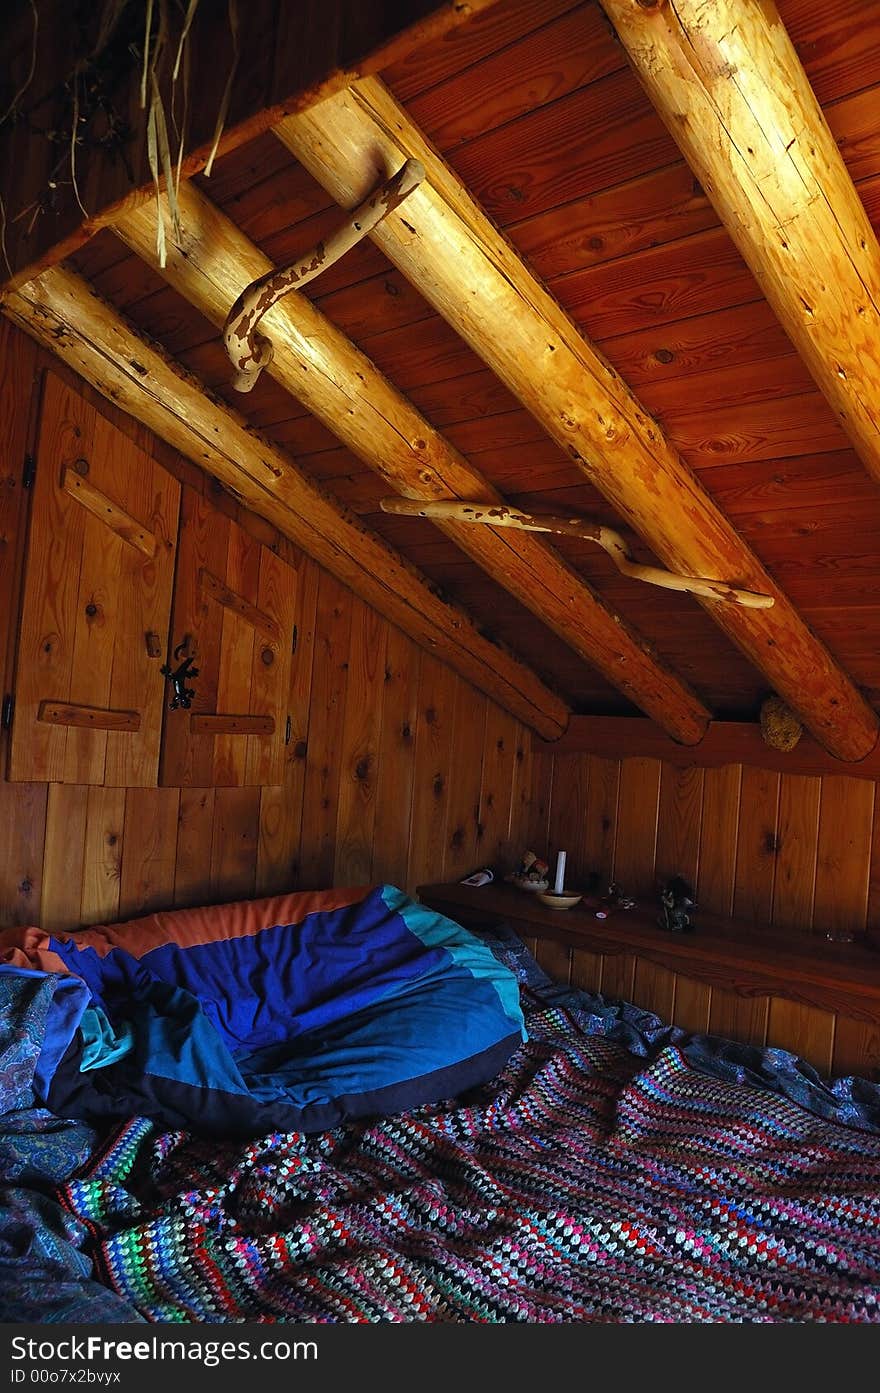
[1,886,879,1324]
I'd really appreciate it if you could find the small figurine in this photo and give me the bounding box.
[161,640,200,710]
[658,876,696,933]
[506,849,550,892]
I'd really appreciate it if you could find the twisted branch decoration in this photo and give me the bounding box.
[223,158,425,391]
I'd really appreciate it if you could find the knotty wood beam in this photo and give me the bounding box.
[277,77,879,762]
[598,0,880,486]
[114,180,710,744]
[2,264,568,740]
[534,715,880,783]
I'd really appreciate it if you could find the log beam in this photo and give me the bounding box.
[1,264,568,741]
[114,180,711,744]
[598,0,880,486]
[277,77,879,762]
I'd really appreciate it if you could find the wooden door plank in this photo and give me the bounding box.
[210,786,260,902]
[160,489,229,787]
[43,702,140,731]
[814,775,874,941]
[212,522,261,787]
[298,571,353,888]
[767,998,836,1077]
[175,788,217,908]
[698,764,742,917]
[198,567,281,639]
[371,625,420,889]
[257,553,319,894]
[62,468,157,557]
[733,767,780,925]
[119,788,180,917]
[245,546,296,787]
[191,714,275,736]
[772,773,820,932]
[80,787,125,927]
[40,784,88,932]
[406,652,457,891]
[0,781,47,927]
[442,685,487,883]
[613,757,661,898]
[11,373,93,782]
[334,599,387,885]
[103,418,179,787]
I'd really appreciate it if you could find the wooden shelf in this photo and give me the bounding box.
[417,882,880,1025]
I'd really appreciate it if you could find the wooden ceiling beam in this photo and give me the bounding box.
[598,0,880,486]
[276,77,879,763]
[1,264,569,741]
[113,181,710,744]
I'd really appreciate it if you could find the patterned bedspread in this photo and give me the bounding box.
[59,1005,880,1323]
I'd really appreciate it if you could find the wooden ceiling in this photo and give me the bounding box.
[11,0,880,742]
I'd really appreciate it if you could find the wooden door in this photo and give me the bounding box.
[9,372,180,786]
[160,489,296,787]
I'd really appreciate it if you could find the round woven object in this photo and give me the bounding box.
[759,695,803,752]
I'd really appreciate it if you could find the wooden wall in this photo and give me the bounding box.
[0,320,530,932]
[527,746,880,1079]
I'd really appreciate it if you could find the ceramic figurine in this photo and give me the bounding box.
[658,876,696,933]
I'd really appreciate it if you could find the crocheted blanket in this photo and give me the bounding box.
[59,1006,880,1323]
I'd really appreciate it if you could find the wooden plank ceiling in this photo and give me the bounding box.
[54,0,880,730]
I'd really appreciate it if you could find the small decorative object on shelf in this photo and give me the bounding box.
[658,876,696,933]
[594,882,635,919]
[506,850,550,893]
[459,868,494,888]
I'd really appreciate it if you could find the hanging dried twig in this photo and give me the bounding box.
[203,0,238,177]
[379,497,776,609]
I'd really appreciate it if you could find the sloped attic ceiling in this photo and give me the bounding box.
[5,0,880,760]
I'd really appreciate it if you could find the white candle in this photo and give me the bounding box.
[554,850,566,894]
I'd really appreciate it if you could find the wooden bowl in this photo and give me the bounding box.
[537,892,582,910]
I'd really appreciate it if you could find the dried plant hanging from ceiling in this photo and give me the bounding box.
[0,0,239,275]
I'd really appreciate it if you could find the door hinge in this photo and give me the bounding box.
[284,713,292,745]
[22,454,35,489]
[291,624,298,655]
[1,694,13,731]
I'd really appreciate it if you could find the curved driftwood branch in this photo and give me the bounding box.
[223,158,425,391]
[380,497,775,610]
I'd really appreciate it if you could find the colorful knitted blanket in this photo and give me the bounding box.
[59,1006,880,1323]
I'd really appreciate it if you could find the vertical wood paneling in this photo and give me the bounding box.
[442,683,486,881]
[698,764,741,916]
[41,785,88,931]
[406,653,457,889]
[582,754,619,887]
[0,322,37,736]
[767,998,835,1077]
[525,750,553,856]
[119,788,179,917]
[600,951,637,1004]
[509,724,531,857]
[772,774,820,931]
[297,571,353,889]
[570,945,603,995]
[673,975,711,1035]
[372,626,419,889]
[175,788,216,907]
[80,786,125,926]
[547,752,589,888]
[477,706,519,871]
[708,990,769,1048]
[733,767,780,924]
[633,958,676,1021]
[535,938,572,983]
[655,763,703,887]
[613,757,661,896]
[0,782,48,927]
[833,1017,880,1080]
[210,786,260,900]
[334,598,387,884]
[813,775,874,940]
